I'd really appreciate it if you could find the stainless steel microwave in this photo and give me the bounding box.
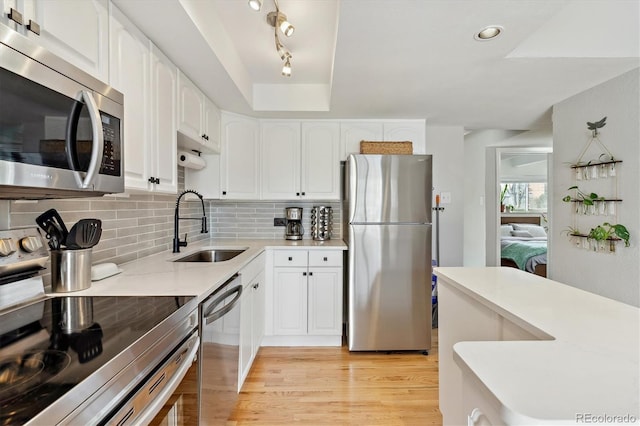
[0,25,124,199]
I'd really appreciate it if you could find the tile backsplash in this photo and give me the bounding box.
[5,169,342,266]
[209,201,341,240]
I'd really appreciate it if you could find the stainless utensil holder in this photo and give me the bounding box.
[51,248,92,293]
[311,206,333,241]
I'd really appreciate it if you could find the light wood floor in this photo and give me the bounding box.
[227,328,441,425]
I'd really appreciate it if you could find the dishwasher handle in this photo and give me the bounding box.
[203,284,243,325]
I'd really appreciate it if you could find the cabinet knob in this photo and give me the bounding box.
[288,256,292,261]
[253,283,259,289]
[296,192,300,196]
[301,192,306,196]
[302,272,307,276]
[323,257,328,261]
[222,191,227,195]
[308,272,313,276]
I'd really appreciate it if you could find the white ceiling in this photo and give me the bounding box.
[114,0,639,130]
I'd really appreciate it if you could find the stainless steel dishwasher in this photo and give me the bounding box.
[199,274,243,424]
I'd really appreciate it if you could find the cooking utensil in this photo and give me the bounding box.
[69,323,103,363]
[35,209,69,250]
[65,219,102,249]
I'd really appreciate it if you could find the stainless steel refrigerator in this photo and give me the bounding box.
[344,154,432,351]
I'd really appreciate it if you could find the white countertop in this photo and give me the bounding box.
[56,238,347,303]
[434,267,640,425]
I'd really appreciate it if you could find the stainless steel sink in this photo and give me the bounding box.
[174,249,246,263]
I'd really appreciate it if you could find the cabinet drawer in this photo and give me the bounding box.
[241,252,266,285]
[308,250,342,267]
[273,250,308,267]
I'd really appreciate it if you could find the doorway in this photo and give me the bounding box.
[495,148,552,276]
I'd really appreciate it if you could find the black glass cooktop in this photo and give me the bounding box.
[0,295,193,425]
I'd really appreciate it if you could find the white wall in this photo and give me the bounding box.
[425,125,464,266]
[463,129,553,266]
[551,68,639,307]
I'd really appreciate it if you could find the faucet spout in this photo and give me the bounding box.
[173,189,208,253]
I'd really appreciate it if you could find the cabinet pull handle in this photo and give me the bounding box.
[323,257,328,261]
[8,8,23,25]
[27,20,40,35]
[148,176,155,183]
[288,256,292,261]
[253,283,259,289]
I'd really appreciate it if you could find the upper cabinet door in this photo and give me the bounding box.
[203,97,221,153]
[109,5,151,192]
[301,122,340,200]
[383,121,426,154]
[220,112,260,199]
[177,71,205,143]
[340,122,383,160]
[26,0,109,81]
[261,121,300,200]
[150,44,178,194]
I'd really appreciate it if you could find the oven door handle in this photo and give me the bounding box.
[203,285,243,325]
[130,333,200,426]
[67,90,104,189]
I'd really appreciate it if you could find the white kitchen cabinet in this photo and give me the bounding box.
[251,270,266,355]
[177,70,220,154]
[383,121,425,151]
[238,253,266,390]
[261,121,340,200]
[220,112,260,200]
[149,44,178,194]
[301,122,341,200]
[340,122,383,160]
[269,249,343,345]
[110,6,176,194]
[261,121,300,200]
[2,0,109,81]
[341,120,425,159]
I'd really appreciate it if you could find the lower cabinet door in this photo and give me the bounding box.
[238,284,253,390]
[273,267,308,335]
[307,268,342,335]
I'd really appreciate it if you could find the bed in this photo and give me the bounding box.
[500,216,547,277]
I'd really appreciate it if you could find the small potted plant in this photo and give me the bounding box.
[500,184,508,212]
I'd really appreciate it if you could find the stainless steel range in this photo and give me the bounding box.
[0,228,199,425]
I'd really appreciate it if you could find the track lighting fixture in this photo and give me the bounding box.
[248,0,262,11]
[248,0,296,77]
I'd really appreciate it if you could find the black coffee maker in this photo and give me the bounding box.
[285,207,304,240]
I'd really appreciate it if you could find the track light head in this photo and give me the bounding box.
[267,11,294,37]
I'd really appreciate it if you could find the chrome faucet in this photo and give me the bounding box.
[173,189,208,253]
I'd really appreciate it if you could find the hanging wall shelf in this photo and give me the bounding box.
[562,116,630,252]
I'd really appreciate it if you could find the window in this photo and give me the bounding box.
[501,182,547,212]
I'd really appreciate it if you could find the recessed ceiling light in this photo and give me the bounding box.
[474,26,503,41]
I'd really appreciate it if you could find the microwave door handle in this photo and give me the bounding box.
[71,91,104,189]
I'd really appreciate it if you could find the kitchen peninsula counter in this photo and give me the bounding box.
[434,267,639,425]
[58,239,347,302]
